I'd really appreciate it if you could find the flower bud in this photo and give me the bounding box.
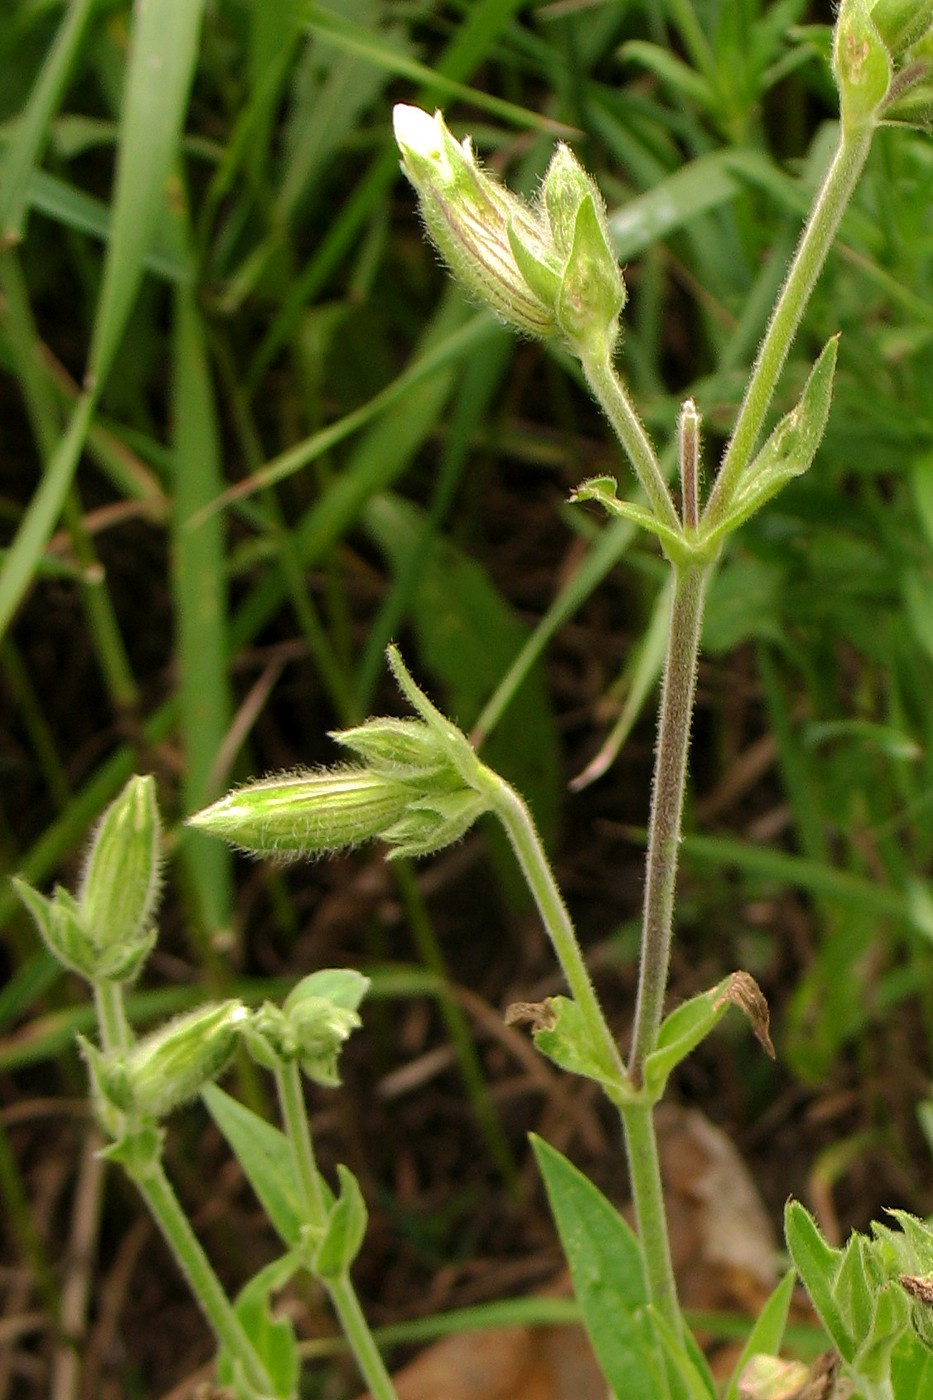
[542,145,625,354]
[191,648,498,864]
[14,777,161,985]
[188,767,415,859]
[121,1001,247,1120]
[393,105,625,358]
[393,104,559,339]
[77,774,162,979]
[244,971,369,1086]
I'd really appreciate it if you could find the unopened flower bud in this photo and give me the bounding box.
[188,767,414,859]
[122,1001,247,1120]
[394,104,559,339]
[244,970,369,1086]
[78,774,162,979]
[542,145,625,353]
[393,105,625,358]
[191,648,497,864]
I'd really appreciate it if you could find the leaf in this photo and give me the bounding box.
[202,1084,303,1248]
[0,0,98,241]
[784,1201,852,1362]
[833,1236,876,1347]
[621,41,716,109]
[569,477,689,559]
[509,997,625,1094]
[642,990,728,1101]
[714,337,839,541]
[312,1163,368,1281]
[851,1278,909,1384]
[217,1254,301,1399]
[891,1328,933,1392]
[643,972,773,1101]
[531,1135,664,1400]
[86,0,206,384]
[283,968,370,1016]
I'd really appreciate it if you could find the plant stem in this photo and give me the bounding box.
[621,1100,680,1334]
[277,1060,328,1222]
[94,979,132,1053]
[704,121,874,526]
[580,348,680,535]
[486,774,628,1090]
[629,562,711,1086]
[134,1158,276,1396]
[328,1275,401,1400]
[276,1061,399,1400]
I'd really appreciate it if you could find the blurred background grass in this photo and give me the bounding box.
[5,0,933,1395]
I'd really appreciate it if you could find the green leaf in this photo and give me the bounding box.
[519,996,626,1094]
[621,41,717,110]
[851,1278,909,1383]
[312,1163,368,1281]
[86,0,206,384]
[171,282,233,940]
[0,0,98,241]
[569,477,690,559]
[713,337,838,541]
[834,1236,877,1345]
[723,1269,797,1400]
[531,1135,663,1400]
[202,1084,303,1248]
[891,1328,933,1392]
[643,972,773,1101]
[642,990,728,1101]
[283,968,370,1017]
[218,1254,301,1399]
[784,1201,852,1362]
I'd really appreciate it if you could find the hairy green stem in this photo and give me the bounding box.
[629,563,711,1086]
[134,1159,276,1396]
[704,121,874,526]
[93,979,132,1053]
[621,1100,680,1335]
[276,1061,399,1400]
[485,773,628,1090]
[277,1060,328,1222]
[580,349,680,535]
